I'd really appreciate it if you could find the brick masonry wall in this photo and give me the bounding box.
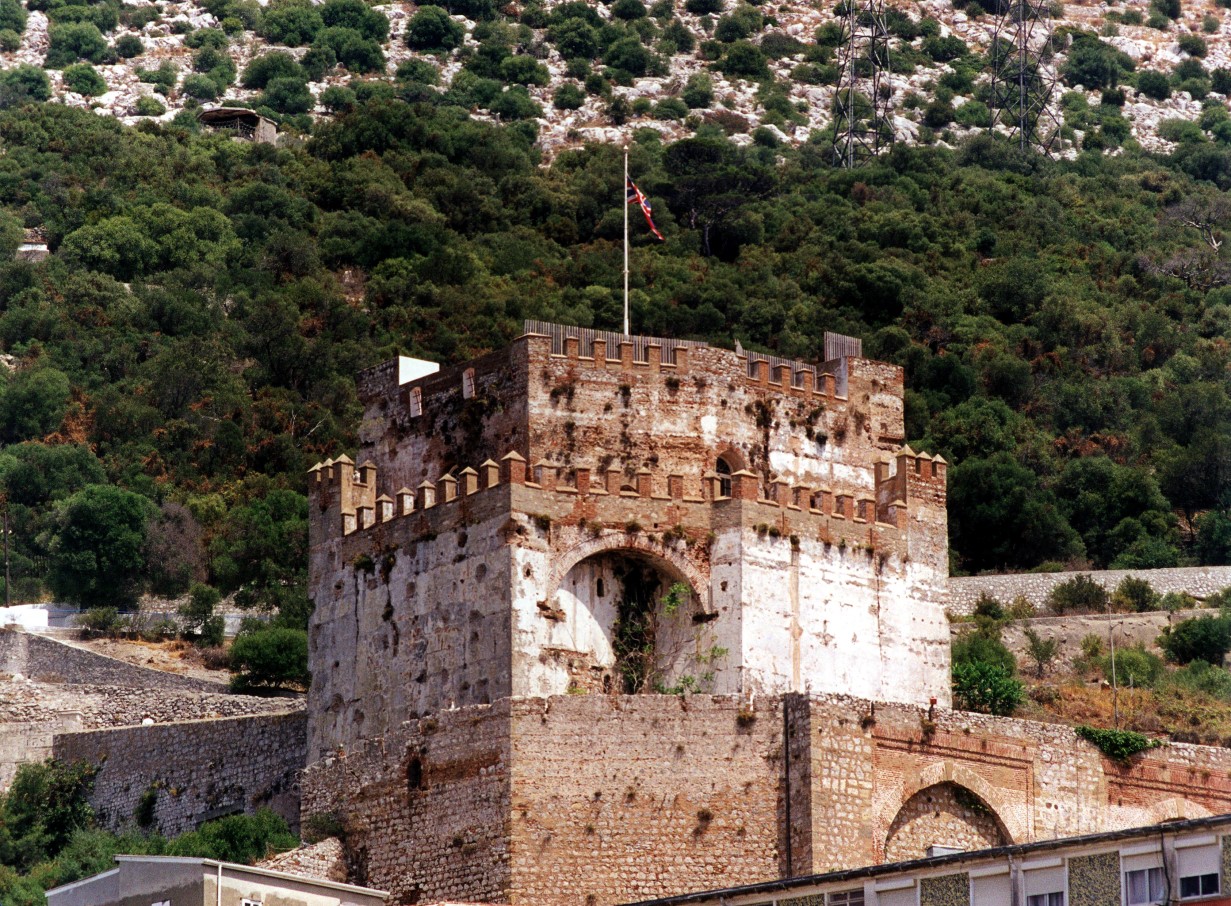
[948,567,1231,615]
[52,710,306,837]
[0,630,225,691]
[301,691,1231,906]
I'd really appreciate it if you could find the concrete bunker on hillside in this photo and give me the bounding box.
[197,107,277,144]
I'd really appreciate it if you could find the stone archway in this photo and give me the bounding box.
[538,544,712,695]
[884,782,1011,862]
[547,534,710,614]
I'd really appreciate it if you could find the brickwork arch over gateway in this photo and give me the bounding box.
[546,535,712,615]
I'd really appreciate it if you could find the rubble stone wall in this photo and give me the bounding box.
[301,703,514,906]
[0,629,224,691]
[948,567,1231,614]
[52,710,306,837]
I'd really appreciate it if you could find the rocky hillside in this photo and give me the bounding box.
[2,0,1231,154]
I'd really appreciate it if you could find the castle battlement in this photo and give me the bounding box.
[308,442,946,543]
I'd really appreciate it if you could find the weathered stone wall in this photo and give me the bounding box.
[0,629,225,691]
[0,674,301,793]
[301,692,1231,906]
[301,703,513,905]
[52,710,306,837]
[506,694,785,906]
[309,473,951,761]
[354,334,907,502]
[985,608,1210,667]
[0,716,81,789]
[301,695,783,906]
[949,567,1231,614]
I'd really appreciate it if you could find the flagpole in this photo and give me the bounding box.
[623,144,630,337]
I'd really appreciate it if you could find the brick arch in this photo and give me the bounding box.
[547,534,711,613]
[877,760,1023,859]
[1143,797,1213,823]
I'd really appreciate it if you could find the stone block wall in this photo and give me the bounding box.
[948,567,1231,614]
[52,710,306,836]
[0,630,225,691]
[302,692,1231,906]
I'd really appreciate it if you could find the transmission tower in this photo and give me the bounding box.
[987,0,1061,154]
[830,0,894,168]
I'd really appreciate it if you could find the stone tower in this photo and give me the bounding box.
[303,323,952,903]
[307,324,950,761]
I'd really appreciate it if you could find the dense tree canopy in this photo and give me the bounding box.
[2,90,1231,614]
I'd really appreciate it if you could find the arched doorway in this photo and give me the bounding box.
[884,783,1010,862]
[540,548,708,695]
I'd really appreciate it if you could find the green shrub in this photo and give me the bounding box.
[241,50,304,89]
[0,27,18,51]
[181,72,219,100]
[320,0,389,41]
[952,629,1016,673]
[612,0,646,18]
[76,606,122,636]
[314,25,384,71]
[134,95,165,116]
[500,54,549,85]
[1099,644,1164,688]
[1159,614,1231,665]
[685,0,723,12]
[489,84,541,119]
[166,809,298,863]
[1023,628,1060,677]
[1179,32,1208,56]
[261,75,313,113]
[0,0,26,33]
[952,661,1024,715]
[683,71,713,107]
[1137,69,1172,99]
[553,81,584,109]
[1075,725,1162,760]
[654,96,688,119]
[1110,575,1158,612]
[0,63,50,104]
[113,33,143,58]
[228,626,309,692]
[259,0,323,45]
[319,84,356,111]
[406,6,463,51]
[1167,659,1231,698]
[718,39,766,77]
[45,21,108,67]
[1047,574,1108,614]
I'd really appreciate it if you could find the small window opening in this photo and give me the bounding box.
[596,578,606,598]
[462,367,475,400]
[407,755,424,792]
[716,456,734,498]
[409,386,423,417]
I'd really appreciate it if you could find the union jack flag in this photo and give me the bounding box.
[626,178,665,241]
